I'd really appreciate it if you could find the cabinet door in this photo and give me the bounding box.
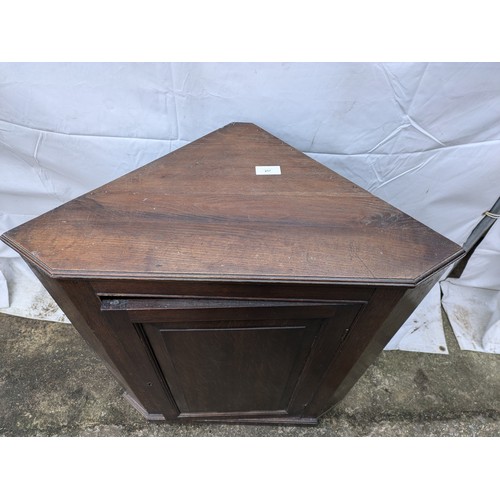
[102,298,363,420]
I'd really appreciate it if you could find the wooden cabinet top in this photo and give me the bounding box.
[1,123,463,285]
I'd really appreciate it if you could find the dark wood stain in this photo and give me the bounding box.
[1,123,463,285]
[0,123,465,425]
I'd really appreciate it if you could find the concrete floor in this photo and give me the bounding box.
[0,310,499,436]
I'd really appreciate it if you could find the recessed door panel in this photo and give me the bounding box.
[144,320,320,414]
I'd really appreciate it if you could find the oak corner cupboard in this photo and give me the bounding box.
[1,123,464,425]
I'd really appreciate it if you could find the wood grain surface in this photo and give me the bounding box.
[1,123,462,285]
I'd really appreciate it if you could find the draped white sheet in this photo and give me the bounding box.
[1,62,499,352]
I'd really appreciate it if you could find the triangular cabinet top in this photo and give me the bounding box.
[1,123,464,285]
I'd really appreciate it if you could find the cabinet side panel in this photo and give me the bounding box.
[28,265,130,389]
[28,265,177,418]
[306,275,441,417]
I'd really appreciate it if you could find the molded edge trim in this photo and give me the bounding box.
[0,232,465,288]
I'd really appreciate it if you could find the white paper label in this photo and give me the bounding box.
[255,165,281,175]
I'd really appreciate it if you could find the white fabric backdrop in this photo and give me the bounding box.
[1,62,499,353]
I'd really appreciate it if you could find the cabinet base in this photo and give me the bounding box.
[123,393,318,426]
[177,415,319,426]
[123,392,166,421]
